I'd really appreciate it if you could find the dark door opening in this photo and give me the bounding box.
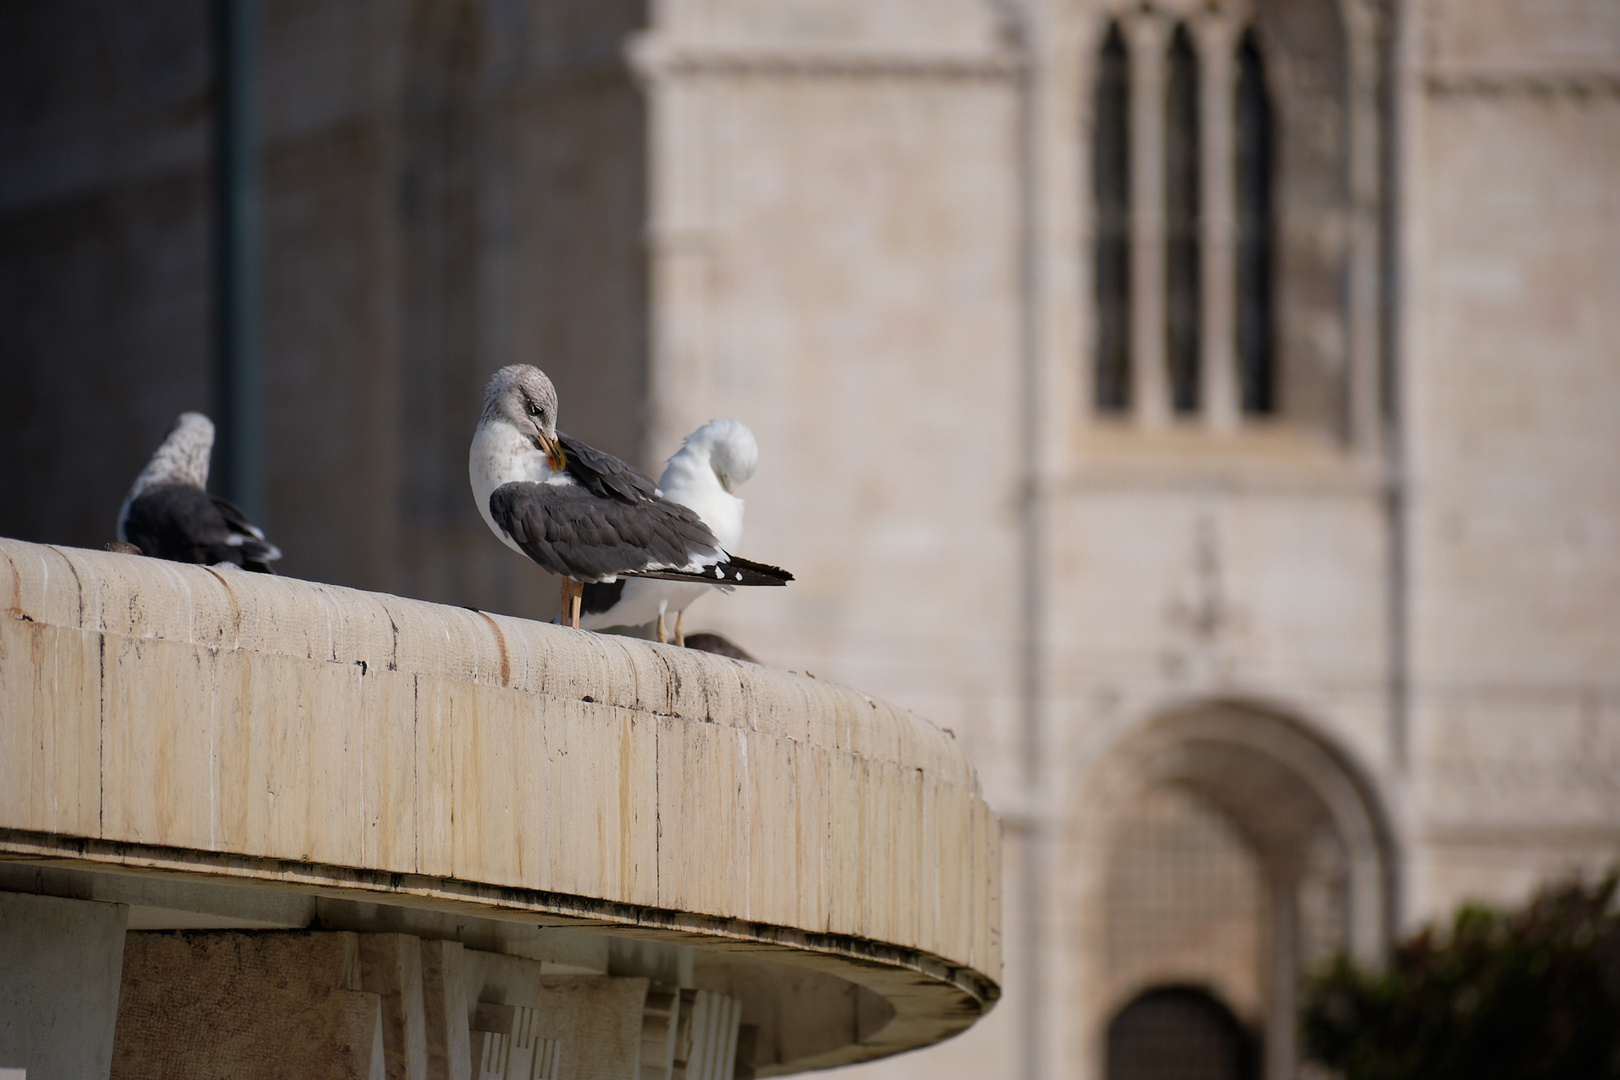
[1107,986,1257,1080]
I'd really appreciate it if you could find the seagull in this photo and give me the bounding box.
[680,632,757,663]
[579,419,758,645]
[468,365,792,628]
[117,412,282,572]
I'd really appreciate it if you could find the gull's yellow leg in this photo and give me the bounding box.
[674,610,686,648]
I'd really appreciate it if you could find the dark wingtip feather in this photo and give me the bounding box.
[723,554,794,583]
[625,556,793,587]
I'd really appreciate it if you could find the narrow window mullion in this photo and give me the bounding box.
[1199,18,1240,431]
[1128,14,1170,427]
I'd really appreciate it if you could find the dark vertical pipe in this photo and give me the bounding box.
[214,0,261,517]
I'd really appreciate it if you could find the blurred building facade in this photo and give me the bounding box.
[2,2,1619,1080]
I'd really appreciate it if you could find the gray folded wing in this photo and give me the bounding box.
[556,432,660,503]
[488,481,722,583]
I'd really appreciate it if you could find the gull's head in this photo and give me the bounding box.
[482,365,565,469]
[686,419,758,494]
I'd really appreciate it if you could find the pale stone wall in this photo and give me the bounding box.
[633,0,1028,814]
[1403,0,1620,918]
[629,2,1620,1079]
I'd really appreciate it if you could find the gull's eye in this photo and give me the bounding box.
[528,402,542,418]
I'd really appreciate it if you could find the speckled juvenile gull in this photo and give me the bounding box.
[117,412,282,572]
[467,365,791,628]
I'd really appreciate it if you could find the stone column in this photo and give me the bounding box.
[1128,12,1170,428]
[1347,826,1390,968]
[0,891,129,1080]
[1197,16,1239,433]
[1266,877,1299,1080]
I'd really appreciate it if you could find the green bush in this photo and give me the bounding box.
[1302,871,1620,1080]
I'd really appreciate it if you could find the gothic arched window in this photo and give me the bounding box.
[1093,20,1132,414]
[1235,27,1274,415]
[1165,23,1202,415]
[1090,14,1278,429]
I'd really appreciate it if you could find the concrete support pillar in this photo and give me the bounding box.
[1127,13,1170,429]
[1347,832,1391,968]
[0,891,129,1080]
[360,934,431,1080]
[1266,878,1299,1080]
[1197,17,1239,433]
[420,938,470,1080]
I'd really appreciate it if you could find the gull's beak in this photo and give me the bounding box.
[535,427,566,472]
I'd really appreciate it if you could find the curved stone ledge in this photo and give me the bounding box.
[0,538,1000,1073]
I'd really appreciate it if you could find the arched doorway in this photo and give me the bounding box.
[1078,702,1394,1080]
[1107,986,1257,1080]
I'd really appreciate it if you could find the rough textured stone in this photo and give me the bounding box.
[110,932,385,1080]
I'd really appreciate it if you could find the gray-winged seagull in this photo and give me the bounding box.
[579,419,758,645]
[468,366,792,628]
[117,412,282,572]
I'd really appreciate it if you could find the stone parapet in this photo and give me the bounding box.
[0,538,999,1076]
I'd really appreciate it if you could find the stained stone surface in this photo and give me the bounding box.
[0,535,999,1075]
